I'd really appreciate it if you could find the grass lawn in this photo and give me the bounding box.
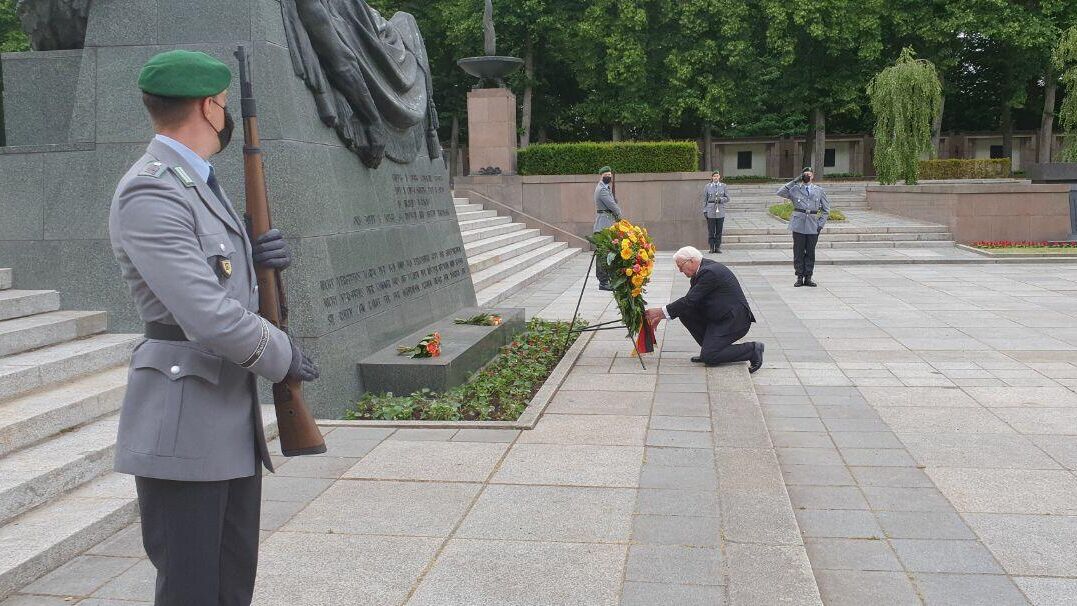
[768,202,847,222]
[970,245,1077,254]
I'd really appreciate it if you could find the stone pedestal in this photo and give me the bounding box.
[0,0,476,418]
[467,88,517,175]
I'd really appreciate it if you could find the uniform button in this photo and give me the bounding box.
[219,243,226,251]
[170,365,181,375]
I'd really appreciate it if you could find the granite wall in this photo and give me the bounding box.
[0,0,476,417]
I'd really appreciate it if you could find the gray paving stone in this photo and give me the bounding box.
[273,456,359,479]
[619,582,724,606]
[260,499,309,532]
[387,428,458,441]
[1013,576,1077,606]
[787,485,869,510]
[261,476,334,503]
[724,543,822,606]
[823,418,892,432]
[493,443,644,487]
[766,417,828,432]
[457,485,634,543]
[345,440,509,483]
[651,393,710,417]
[21,555,137,597]
[636,489,720,517]
[318,434,382,458]
[911,573,1029,606]
[644,447,715,468]
[323,426,394,442]
[625,544,722,586]
[861,486,956,512]
[649,416,712,432]
[639,464,717,491]
[90,559,155,602]
[850,466,935,487]
[0,596,72,606]
[900,433,1061,469]
[770,431,833,448]
[875,406,1014,434]
[927,468,1077,514]
[781,465,855,486]
[408,539,626,606]
[876,512,977,540]
[815,570,921,606]
[283,480,480,537]
[890,539,1004,574]
[761,404,818,418]
[776,447,844,466]
[631,515,719,547]
[71,599,150,605]
[87,525,144,558]
[964,513,1077,576]
[829,432,904,449]
[839,448,919,467]
[519,414,648,446]
[451,429,521,442]
[804,538,902,571]
[252,532,440,606]
[794,510,883,539]
[544,391,653,416]
[646,429,712,449]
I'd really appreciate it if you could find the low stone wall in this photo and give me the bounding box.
[455,172,716,250]
[866,183,1073,243]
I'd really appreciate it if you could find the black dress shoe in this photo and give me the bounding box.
[748,342,765,374]
[794,276,804,287]
[690,356,703,363]
[803,277,817,287]
[715,248,723,254]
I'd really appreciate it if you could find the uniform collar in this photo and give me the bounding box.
[154,134,213,183]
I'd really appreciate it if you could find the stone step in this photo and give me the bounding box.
[721,232,953,244]
[468,235,556,273]
[455,209,498,222]
[0,415,119,527]
[726,225,946,236]
[471,241,571,292]
[0,366,127,458]
[0,271,12,292]
[0,333,140,403]
[453,203,484,214]
[464,228,542,257]
[453,197,470,205]
[459,221,526,244]
[0,291,60,322]
[723,240,955,250]
[457,215,512,232]
[476,247,583,307]
[0,311,108,358]
[0,405,280,601]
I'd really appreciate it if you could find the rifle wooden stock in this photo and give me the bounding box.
[235,46,326,457]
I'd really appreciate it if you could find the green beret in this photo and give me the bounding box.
[138,50,231,98]
[802,166,813,173]
[598,166,612,174]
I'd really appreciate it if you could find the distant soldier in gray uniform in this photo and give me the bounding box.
[593,165,624,291]
[108,50,320,606]
[702,171,729,254]
[777,167,830,287]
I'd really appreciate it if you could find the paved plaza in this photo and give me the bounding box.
[6,254,1077,605]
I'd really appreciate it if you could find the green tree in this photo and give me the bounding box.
[1055,25,1077,161]
[0,0,30,146]
[868,48,942,184]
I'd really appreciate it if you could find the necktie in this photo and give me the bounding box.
[206,167,226,202]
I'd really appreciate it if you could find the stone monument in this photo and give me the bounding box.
[457,0,522,175]
[0,0,477,417]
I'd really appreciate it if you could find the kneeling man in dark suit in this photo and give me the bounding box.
[645,246,764,372]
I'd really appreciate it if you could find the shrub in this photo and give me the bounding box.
[768,203,847,222]
[517,141,699,175]
[918,159,1010,180]
[723,175,782,183]
[344,319,583,422]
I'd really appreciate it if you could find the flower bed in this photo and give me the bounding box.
[344,319,583,422]
[971,241,1077,253]
[768,203,847,222]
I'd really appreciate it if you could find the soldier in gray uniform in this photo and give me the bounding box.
[108,50,320,606]
[593,165,624,291]
[776,167,831,287]
[701,171,729,253]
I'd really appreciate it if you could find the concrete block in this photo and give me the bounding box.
[0,291,60,322]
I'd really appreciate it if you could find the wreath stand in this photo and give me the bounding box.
[561,252,648,371]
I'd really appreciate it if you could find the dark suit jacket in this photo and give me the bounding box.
[667,259,756,334]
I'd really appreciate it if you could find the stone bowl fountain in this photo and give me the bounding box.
[456,55,524,86]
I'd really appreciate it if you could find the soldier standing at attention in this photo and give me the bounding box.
[108,50,320,605]
[702,171,729,254]
[777,167,831,287]
[593,165,624,291]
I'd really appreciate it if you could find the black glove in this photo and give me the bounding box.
[287,339,320,382]
[252,229,292,270]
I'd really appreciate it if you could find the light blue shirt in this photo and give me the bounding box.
[154,134,212,183]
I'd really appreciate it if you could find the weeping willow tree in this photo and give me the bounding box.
[1056,27,1077,162]
[868,48,942,184]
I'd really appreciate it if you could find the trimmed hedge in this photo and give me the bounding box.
[517,141,699,176]
[769,203,847,222]
[918,159,1011,180]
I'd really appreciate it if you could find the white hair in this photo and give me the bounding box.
[673,246,703,264]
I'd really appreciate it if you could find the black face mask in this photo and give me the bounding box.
[602,176,612,185]
[207,100,235,154]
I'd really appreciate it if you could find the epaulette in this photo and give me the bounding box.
[139,161,168,178]
[170,166,197,188]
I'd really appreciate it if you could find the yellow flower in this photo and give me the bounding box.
[631,287,642,298]
[625,267,634,276]
[620,248,632,260]
[639,249,649,261]
[631,274,644,287]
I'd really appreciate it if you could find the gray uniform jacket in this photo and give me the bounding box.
[776,179,831,235]
[108,139,293,482]
[702,182,729,219]
[593,182,623,232]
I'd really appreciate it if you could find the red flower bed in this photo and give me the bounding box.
[972,240,1077,249]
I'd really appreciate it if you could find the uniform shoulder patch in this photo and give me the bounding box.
[170,166,196,188]
[139,161,168,178]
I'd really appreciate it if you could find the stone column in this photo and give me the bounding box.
[467,88,518,174]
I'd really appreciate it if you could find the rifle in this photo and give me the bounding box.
[235,46,326,457]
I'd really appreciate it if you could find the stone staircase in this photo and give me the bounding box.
[720,224,955,250]
[724,181,872,212]
[0,269,279,600]
[453,195,582,306]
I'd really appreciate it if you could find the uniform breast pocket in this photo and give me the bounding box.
[198,232,238,283]
[123,342,223,458]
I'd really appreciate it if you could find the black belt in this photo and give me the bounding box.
[145,321,188,342]
[597,210,614,215]
[793,209,819,215]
